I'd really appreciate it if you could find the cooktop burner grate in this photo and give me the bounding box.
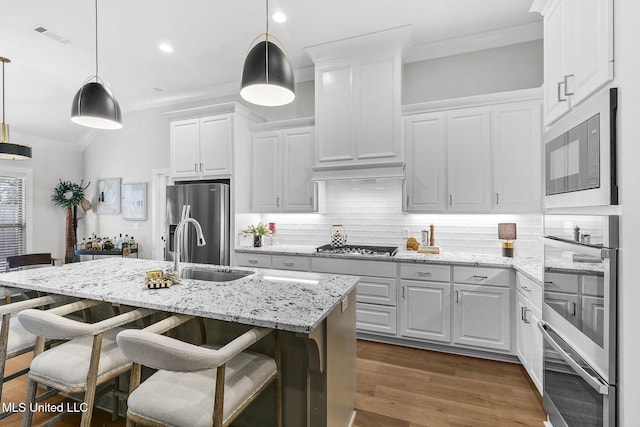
[315,244,398,256]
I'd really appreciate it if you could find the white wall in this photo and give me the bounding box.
[615,0,640,423]
[403,40,543,104]
[0,132,83,260]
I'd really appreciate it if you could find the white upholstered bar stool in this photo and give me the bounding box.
[116,326,282,427]
[0,294,67,419]
[17,303,156,427]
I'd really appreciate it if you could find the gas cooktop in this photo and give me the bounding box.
[315,244,398,257]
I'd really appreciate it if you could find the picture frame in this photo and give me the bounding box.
[121,182,147,221]
[96,177,121,215]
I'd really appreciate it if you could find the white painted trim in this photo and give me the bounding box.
[405,22,543,63]
[0,166,33,253]
[162,102,265,123]
[151,168,171,261]
[530,0,552,15]
[401,87,543,115]
[249,117,315,133]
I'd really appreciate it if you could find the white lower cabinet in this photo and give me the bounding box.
[399,280,451,343]
[452,283,511,351]
[516,289,543,395]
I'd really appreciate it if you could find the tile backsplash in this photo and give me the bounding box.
[254,179,543,258]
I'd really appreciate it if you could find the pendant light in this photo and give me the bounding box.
[0,57,32,160]
[70,0,122,129]
[240,0,295,106]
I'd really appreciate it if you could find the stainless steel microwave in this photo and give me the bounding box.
[544,88,618,209]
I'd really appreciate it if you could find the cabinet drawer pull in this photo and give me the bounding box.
[449,194,453,205]
[495,192,499,205]
[248,259,259,264]
[521,285,531,292]
[199,163,203,172]
[406,195,409,207]
[456,290,460,303]
[521,307,530,323]
[194,163,198,173]
[283,262,294,267]
[276,197,280,207]
[417,272,432,277]
[402,286,406,299]
[471,275,488,280]
[570,302,577,316]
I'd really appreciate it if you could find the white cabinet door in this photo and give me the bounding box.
[545,291,580,327]
[570,0,613,105]
[404,112,447,212]
[200,115,231,176]
[399,280,451,343]
[528,304,543,394]
[356,52,400,161]
[516,290,543,395]
[453,284,511,351]
[170,119,200,177]
[447,108,492,212]
[251,133,281,212]
[357,303,397,335]
[543,0,571,125]
[315,64,355,164]
[282,127,315,212]
[516,291,530,367]
[491,102,542,212]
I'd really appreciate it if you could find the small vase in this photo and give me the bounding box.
[253,235,262,248]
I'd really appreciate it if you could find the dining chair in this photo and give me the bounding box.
[3,253,59,303]
[17,302,156,427]
[116,324,282,427]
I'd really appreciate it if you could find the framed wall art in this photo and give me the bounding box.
[121,182,147,221]
[96,177,121,214]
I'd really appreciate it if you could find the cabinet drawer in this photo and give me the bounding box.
[544,272,579,294]
[516,273,542,311]
[356,277,397,306]
[356,303,397,335]
[311,257,396,278]
[400,263,450,282]
[237,253,271,268]
[453,266,512,287]
[271,255,310,271]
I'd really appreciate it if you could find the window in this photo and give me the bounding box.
[0,174,26,271]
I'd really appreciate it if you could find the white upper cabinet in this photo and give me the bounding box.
[492,101,542,212]
[447,108,492,212]
[170,115,232,178]
[314,50,402,169]
[403,89,542,213]
[250,119,318,213]
[536,0,613,126]
[404,112,447,212]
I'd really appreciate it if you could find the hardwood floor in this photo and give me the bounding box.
[2,341,545,426]
[354,340,546,427]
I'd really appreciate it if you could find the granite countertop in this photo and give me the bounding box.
[0,258,358,334]
[237,245,544,284]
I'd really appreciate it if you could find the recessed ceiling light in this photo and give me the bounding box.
[159,43,173,53]
[272,12,287,23]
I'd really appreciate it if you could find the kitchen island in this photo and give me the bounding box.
[0,257,359,427]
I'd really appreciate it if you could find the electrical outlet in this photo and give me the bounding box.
[402,228,409,238]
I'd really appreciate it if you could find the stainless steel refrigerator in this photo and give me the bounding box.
[165,182,230,266]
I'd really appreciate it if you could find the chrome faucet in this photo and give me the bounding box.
[173,217,206,273]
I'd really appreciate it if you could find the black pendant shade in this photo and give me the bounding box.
[241,40,295,106]
[0,141,32,160]
[70,81,122,130]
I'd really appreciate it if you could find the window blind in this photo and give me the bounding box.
[0,175,26,271]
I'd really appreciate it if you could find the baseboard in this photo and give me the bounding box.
[348,410,357,427]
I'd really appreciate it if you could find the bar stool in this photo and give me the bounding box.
[116,325,282,427]
[17,303,155,427]
[4,253,58,303]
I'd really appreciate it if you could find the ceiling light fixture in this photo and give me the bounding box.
[272,12,287,23]
[70,0,122,130]
[0,57,32,160]
[159,43,173,53]
[240,0,295,106]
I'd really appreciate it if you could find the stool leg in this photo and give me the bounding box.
[112,375,120,421]
[20,378,38,427]
[0,313,11,403]
[80,333,103,427]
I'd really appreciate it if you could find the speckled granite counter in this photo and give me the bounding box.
[236,245,543,284]
[0,257,358,334]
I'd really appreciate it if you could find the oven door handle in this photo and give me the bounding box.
[538,321,610,395]
[539,236,609,260]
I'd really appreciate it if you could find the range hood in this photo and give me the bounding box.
[311,161,405,182]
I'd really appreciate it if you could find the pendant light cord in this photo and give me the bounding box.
[265,0,269,83]
[95,0,99,81]
[1,60,4,124]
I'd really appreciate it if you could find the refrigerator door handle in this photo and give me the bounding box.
[538,321,610,395]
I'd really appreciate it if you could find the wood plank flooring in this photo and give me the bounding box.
[2,340,546,426]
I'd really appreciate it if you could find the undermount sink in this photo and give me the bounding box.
[180,267,254,282]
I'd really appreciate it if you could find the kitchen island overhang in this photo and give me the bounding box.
[0,258,358,427]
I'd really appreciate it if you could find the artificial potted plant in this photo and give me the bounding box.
[243,223,272,247]
[51,180,90,263]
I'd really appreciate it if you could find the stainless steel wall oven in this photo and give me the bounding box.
[540,214,618,427]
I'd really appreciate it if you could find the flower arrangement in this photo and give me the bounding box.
[243,223,272,247]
